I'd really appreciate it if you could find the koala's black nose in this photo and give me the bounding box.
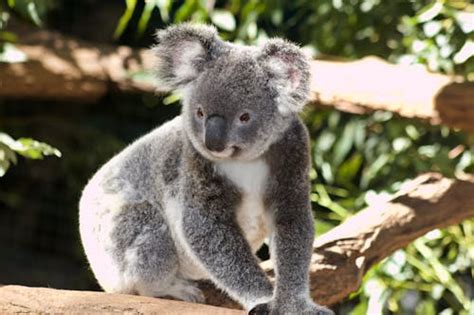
[205,115,227,152]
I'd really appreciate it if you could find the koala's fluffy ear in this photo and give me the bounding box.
[259,39,310,114]
[153,23,223,89]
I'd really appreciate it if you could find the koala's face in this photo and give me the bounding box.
[154,24,310,161]
[182,53,290,161]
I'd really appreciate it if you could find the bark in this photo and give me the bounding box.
[0,285,243,314]
[2,173,470,313]
[1,22,156,102]
[1,24,474,133]
[309,58,474,133]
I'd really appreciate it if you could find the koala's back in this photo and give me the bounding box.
[81,115,183,205]
[79,116,188,293]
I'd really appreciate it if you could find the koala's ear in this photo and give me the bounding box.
[153,23,223,89]
[259,39,310,114]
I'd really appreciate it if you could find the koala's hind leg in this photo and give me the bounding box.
[111,201,204,303]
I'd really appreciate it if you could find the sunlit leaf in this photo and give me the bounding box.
[337,153,363,184]
[113,0,138,40]
[156,0,172,22]
[417,2,444,23]
[414,240,471,309]
[453,40,474,64]
[332,120,356,167]
[136,0,158,38]
[0,42,27,63]
[211,9,236,31]
[360,153,391,189]
[454,11,474,33]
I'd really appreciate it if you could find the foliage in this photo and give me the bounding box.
[114,0,473,80]
[306,109,474,226]
[0,0,56,62]
[0,0,60,175]
[304,108,474,314]
[0,132,61,177]
[352,223,474,315]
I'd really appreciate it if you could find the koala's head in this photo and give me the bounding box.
[154,23,310,161]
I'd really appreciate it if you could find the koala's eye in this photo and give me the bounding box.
[196,107,204,119]
[239,113,251,123]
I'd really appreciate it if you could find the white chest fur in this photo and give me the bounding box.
[216,159,272,252]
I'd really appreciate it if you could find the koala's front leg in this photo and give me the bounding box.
[250,123,333,315]
[181,180,273,310]
[260,194,333,315]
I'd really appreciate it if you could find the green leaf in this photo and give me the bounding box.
[315,131,336,153]
[156,0,172,22]
[16,138,62,159]
[351,297,368,315]
[332,120,356,167]
[163,91,182,105]
[211,10,236,32]
[0,31,18,42]
[321,161,334,183]
[360,153,391,189]
[113,0,138,40]
[454,11,474,34]
[314,219,334,236]
[136,0,158,38]
[417,2,443,23]
[423,21,442,38]
[128,70,157,85]
[414,239,471,309]
[0,42,27,63]
[0,142,18,165]
[314,184,350,219]
[337,153,363,184]
[0,158,11,177]
[175,0,199,23]
[453,40,474,65]
[0,133,61,160]
[416,300,436,315]
[26,2,42,26]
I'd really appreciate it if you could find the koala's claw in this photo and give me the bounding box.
[248,301,334,315]
[248,303,271,315]
[303,303,334,315]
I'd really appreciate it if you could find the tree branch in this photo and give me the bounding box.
[308,57,474,134]
[1,24,473,133]
[0,285,244,314]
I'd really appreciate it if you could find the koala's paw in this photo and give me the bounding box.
[170,280,205,304]
[248,303,271,315]
[270,299,334,315]
[300,302,334,315]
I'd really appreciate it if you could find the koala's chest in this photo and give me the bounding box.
[216,160,272,252]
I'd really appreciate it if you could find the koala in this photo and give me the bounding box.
[79,23,333,315]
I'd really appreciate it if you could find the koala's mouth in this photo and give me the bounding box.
[208,146,238,159]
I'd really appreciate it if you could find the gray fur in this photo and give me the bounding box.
[79,23,333,314]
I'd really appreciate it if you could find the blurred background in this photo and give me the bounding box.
[0,0,473,314]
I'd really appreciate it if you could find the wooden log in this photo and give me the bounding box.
[309,57,474,133]
[1,23,473,133]
[0,285,243,314]
[1,22,156,102]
